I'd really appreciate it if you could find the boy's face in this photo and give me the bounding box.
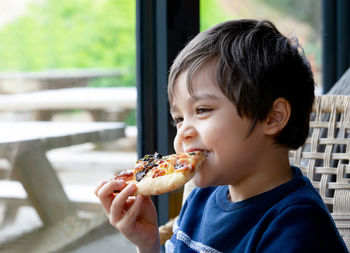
[170,60,267,188]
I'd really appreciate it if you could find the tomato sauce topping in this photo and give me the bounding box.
[152,169,166,178]
[114,170,134,181]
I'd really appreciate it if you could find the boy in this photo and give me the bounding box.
[95,19,348,252]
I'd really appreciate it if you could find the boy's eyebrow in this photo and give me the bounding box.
[170,93,219,114]
[191,93,220,100]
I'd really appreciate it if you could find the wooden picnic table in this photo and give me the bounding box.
[0,121,125,225]
[0,87,137,121]
[0,68,122,93]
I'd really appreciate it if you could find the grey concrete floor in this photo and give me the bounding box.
[0,206,137,253]
[57,221,137,253]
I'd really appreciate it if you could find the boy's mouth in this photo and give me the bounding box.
[185,148,209,155]
[185,149,210,161]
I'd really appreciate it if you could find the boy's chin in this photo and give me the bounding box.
[193,172,226,188]
[192,174,212,188]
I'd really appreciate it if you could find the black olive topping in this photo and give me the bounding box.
[135,163,159,182]
[136,170,147,182]
[154,152,163,159]
[136,152,164,182]
[141,152,163,162]
[144,162,158,169]
[143,156,154,163]
[174,163,184,170]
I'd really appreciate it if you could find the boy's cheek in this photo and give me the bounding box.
[173,136,183,153]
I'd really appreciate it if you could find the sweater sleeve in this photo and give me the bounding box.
[256,204,348,253]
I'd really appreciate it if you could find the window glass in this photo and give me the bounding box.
[0,1,137,247]
[0,0,136,87]
[200,0,322,94]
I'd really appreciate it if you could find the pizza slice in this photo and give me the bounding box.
[113,151,206,196]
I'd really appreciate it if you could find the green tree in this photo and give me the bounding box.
[0,0,136,86]
[200,0,234,31]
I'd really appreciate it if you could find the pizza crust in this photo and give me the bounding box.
[135,169,195,195]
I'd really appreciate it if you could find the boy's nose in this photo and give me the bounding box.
[174,122,198,153]
[178,123,197,141]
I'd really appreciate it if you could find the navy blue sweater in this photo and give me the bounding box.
[165,167,348,252]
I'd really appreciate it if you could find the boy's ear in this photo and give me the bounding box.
[264,97,291,136]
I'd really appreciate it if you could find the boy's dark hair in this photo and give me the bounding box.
[168,19,315,150]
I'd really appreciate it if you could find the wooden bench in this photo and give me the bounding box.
[0,68,122,93]
[0,121,125,224]
[0,181,100,213]
[0,121,126,251]
[0,87,136,121]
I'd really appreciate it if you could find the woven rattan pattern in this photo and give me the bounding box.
[289,95,350,249]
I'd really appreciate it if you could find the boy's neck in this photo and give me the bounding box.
[228,146,293,203]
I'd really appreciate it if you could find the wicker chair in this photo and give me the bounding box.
[289,95,350,249]
[159,95,350,250]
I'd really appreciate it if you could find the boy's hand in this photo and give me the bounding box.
[95,180,160,253]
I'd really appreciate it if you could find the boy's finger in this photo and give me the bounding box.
[94,180,109,196]
[110,183,137,224]
[97,180,126,199]
[116,194,144,234]
[124,196,137,211]
[96,180,126,215]
[123,194,144,222]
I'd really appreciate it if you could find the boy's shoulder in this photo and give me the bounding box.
[173,168,348,252]
[266,179,330,223]
[258,175,348,252]
[272,168,328,214]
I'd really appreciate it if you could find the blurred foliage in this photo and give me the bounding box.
[200,0,233,31]
[199,0,322,86]
[124,109,136,126]
[0,0,321,89]
[0,0,136,86]
[260,0,321,31]
[200,0,320,33]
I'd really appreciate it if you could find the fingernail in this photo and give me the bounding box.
[127,183,136,192]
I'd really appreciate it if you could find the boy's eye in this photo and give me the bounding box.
[171,116,183,126]
[196,107,212,114]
